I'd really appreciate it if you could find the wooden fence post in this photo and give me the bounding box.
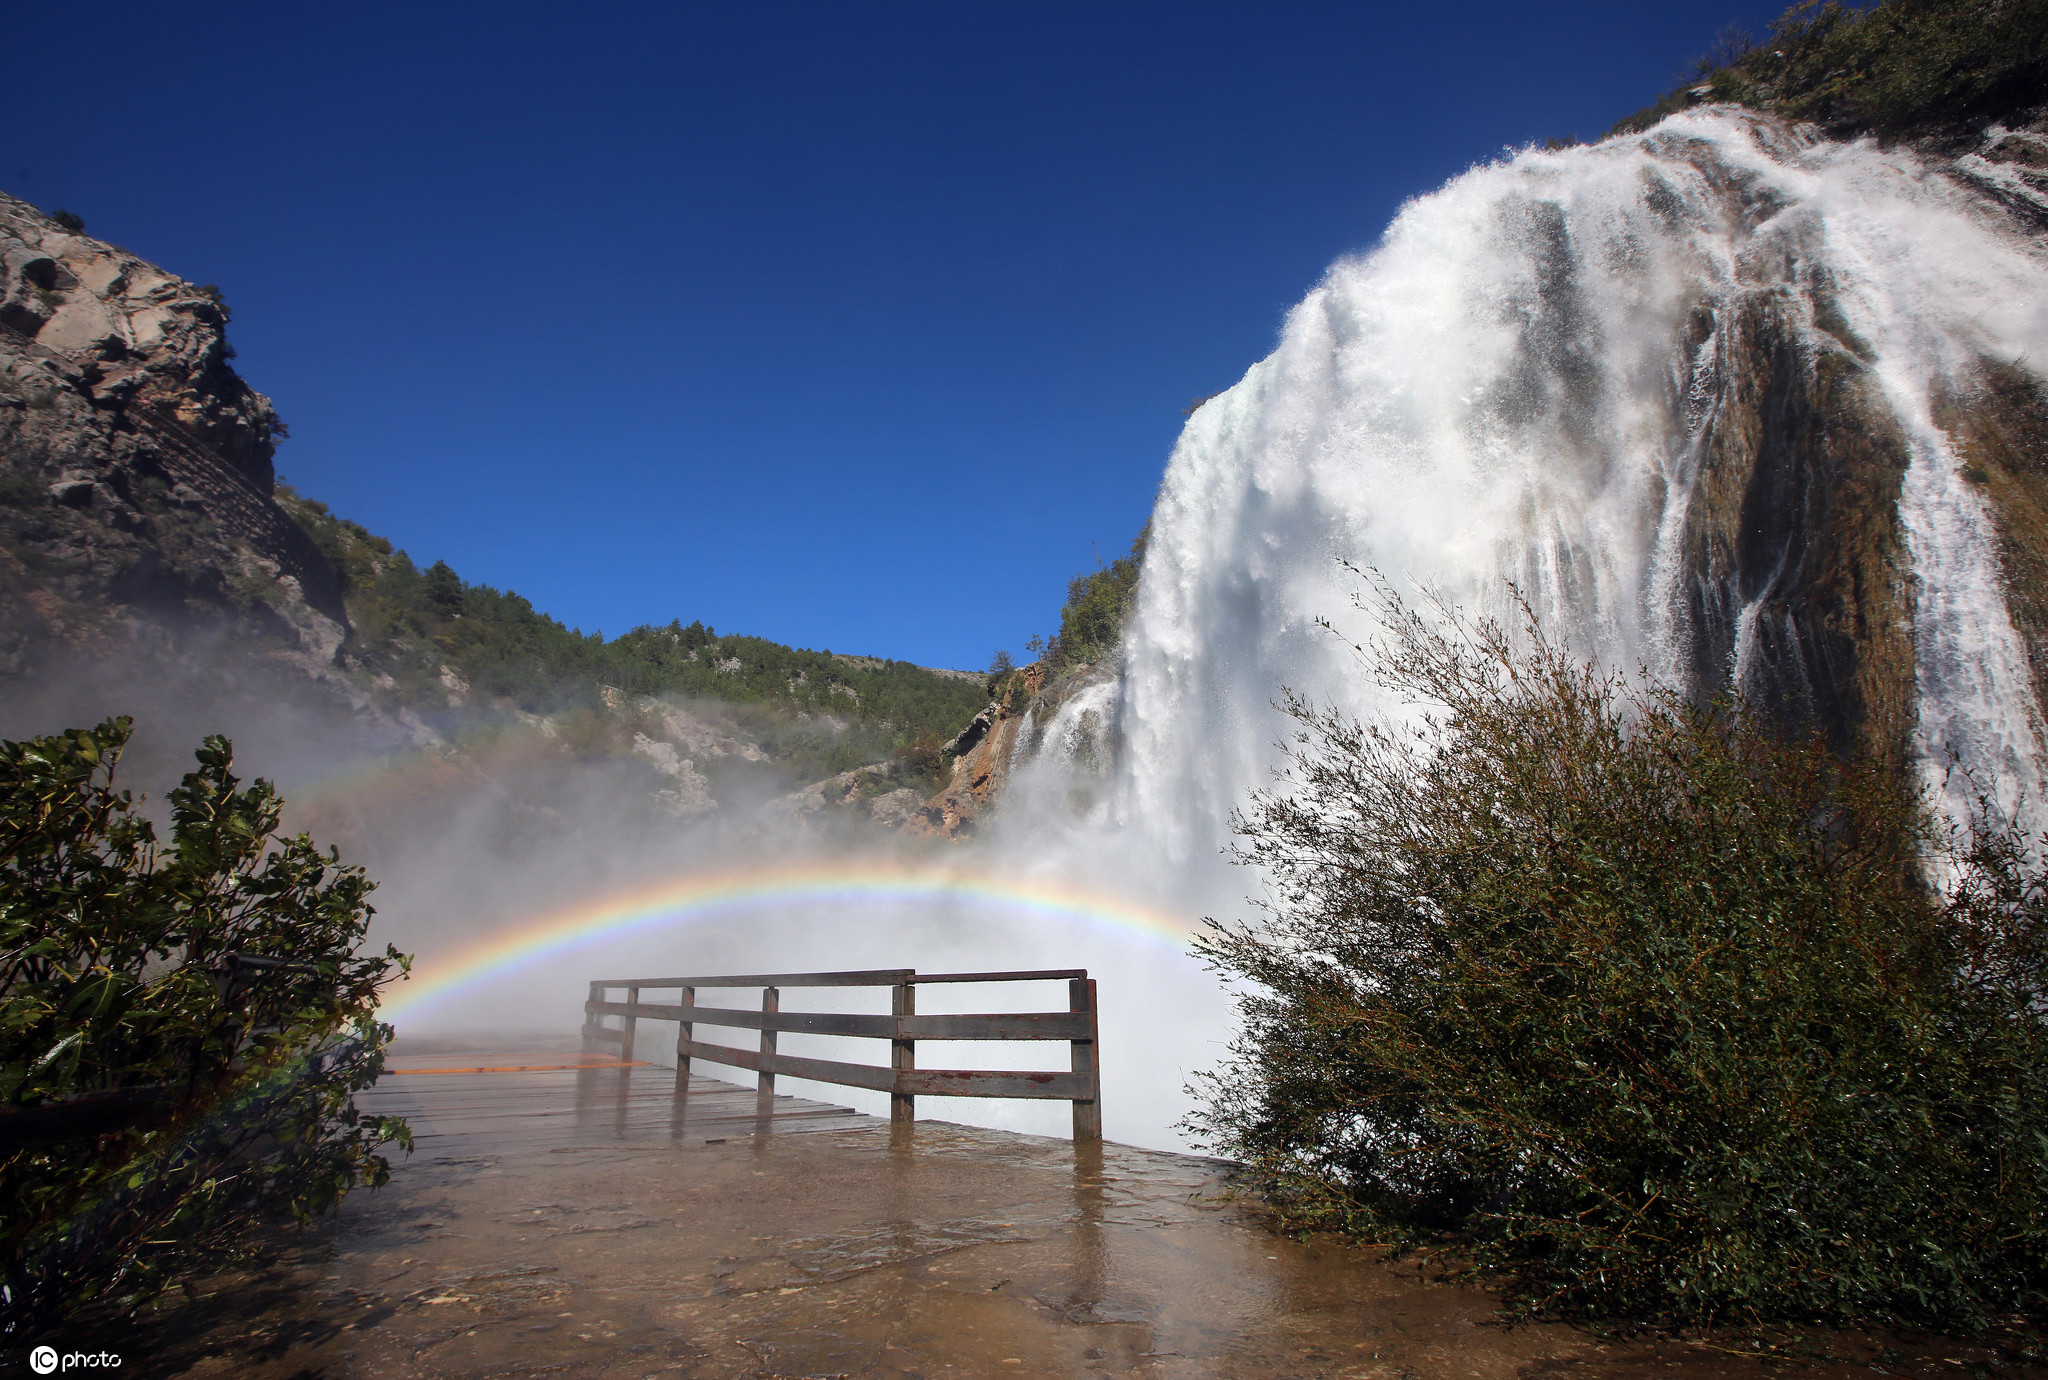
[757,986,778,1111]
[891,979,916,1125]
[674,986,695,1095]
[1070,976,1101,1142]
[620,985,640,1065]
[581,981,604,1055]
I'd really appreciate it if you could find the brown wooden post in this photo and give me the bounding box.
[756,985,779,1112]
[1070,976,1101,1142]
[581,980,605,1055]
[891,979,916,1125]
[620,984,640,1064]
[673,985,695,1095]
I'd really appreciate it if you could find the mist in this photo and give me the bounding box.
[27,107,2047,1165]
[4,627,1233,1153]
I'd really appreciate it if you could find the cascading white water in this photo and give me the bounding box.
[384,108,2048,1159]
[1004,107,2048,918]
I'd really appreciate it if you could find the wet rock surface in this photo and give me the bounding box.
[79,1035,2046,1379]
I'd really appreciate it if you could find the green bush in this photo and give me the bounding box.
[0,719,409,1333]
[1191,578,2048,1330]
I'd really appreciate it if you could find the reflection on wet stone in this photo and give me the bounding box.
[108,1032,2023,1379]
[781,1217,1041,1283]
[1033,1290,1155,1325]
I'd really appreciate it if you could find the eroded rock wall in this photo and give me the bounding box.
[0,193,345,678]
[1675,292,1920,767]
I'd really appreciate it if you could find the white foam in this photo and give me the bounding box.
[961,109,2048,1149]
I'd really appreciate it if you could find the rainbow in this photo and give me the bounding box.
[377,860,1196,1020]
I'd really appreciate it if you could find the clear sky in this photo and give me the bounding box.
[7,1,1768,672]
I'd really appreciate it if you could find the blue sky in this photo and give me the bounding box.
[7,2,1767,671]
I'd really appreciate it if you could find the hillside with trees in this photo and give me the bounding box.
[279,486,986,787]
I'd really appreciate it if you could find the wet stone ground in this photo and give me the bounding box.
[75,1035,2048,1379]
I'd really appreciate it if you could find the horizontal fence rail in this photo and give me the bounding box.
[580,968,1100,1141]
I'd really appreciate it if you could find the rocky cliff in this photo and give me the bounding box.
[1649,113,2048,782]
[903,658,1120,839]
[0,192,989,845]
[0,194,346,681]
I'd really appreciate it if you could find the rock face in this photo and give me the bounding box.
[770,761,930,834]
[902,662,1088,840]
[1669,291,1921,767]
[629,732,719,816]
[0,193,344,678]
[1613,121,2045,775]
[1638,118,2048,779]
[643,703,768,765]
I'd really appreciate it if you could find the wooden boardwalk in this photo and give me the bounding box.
[361,1038,877,1156]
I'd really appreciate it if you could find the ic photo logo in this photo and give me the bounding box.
[27,1347,120,1373]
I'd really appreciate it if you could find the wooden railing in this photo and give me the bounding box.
[581,968,1101,1141]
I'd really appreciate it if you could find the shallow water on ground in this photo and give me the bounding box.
[65,1033,2044,1379]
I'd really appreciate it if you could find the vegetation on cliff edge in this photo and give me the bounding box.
[1032,527,1147,677]
[1614,0,2048,140]
[1051,528,1147,672]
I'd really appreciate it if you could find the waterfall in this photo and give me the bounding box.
[1005,107,2048,915]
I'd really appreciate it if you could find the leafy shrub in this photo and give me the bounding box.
[994,668,1034,712]
[47,210,83,234]
[892,730,950,792]
[0,720,409,1333]
[0,473,47,510]
[192,284,232,323]
[1191,579,2048,1330]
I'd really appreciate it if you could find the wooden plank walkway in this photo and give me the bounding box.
[359,1038,878,1156]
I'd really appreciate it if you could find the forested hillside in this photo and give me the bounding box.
[277,487,988,785]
